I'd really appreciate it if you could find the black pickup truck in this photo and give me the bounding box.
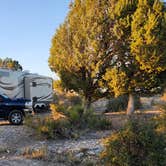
[0,94,33,125]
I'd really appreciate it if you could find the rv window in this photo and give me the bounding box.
[0,71,9,77]
[32,82,37,87]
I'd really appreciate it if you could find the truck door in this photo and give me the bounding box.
[0,96,5,118]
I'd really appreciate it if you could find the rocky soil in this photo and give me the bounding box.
[0,98,162,166]
[0,121,111,166]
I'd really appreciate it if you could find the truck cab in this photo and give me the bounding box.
[0,94,33,125]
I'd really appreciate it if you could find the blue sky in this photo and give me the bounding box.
[0,0,71,79]
[0,0,165,79]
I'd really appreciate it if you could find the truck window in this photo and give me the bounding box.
[0,97,4,102]
[32,82,37,87]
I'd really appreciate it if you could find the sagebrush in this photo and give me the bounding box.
[101,117,166,166]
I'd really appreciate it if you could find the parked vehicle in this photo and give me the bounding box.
[0,69,53,111]
[0,94,33,125]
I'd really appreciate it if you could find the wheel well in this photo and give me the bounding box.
[34,103,47,108]
[8,109,25,118]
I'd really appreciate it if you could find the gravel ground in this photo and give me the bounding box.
[0,110,161,166]
[0,121,111,166]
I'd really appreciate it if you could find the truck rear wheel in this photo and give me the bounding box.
[8,110,23,125]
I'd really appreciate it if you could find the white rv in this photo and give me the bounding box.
[0,69,53,110]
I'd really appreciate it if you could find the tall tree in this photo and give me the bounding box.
[50,0,166,114]
[104,0,166,114]
[49,0,112,112]
[131,0,166,73]
[0,58,23,71]
[104,0,139,114]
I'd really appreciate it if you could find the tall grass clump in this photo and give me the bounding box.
[101,117,166,166]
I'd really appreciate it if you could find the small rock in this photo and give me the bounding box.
[87,150,96,156]
[1,156,6,159]
[75,152,84,159]
[87,147,103,156]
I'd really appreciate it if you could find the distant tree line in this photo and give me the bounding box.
[0,58,23,71]
[49,0,166,114]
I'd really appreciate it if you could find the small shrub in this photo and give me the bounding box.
[82,110,111,130]
[67,105,84,127]
[101,118,166,166]
[56,104,69,116]
[50,104,66,120]
[53,93,59,104]
[39,117,71,139]
[25,113,71,139]
[154,111,166,137]
[68,95,82,105]
[106,95,141,112]
[25,104,111,140]
[92,116,112,130]
[68,105,111,130]
[23,146,47,160]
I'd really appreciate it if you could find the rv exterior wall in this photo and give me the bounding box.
[24,74,53,104]
[0,69,53,109]
[0,69,28,98]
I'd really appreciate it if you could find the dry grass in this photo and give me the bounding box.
[22,146,48,160]
[105,110,162,130]
[50,104,66,120]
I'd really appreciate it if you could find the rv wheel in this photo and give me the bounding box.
[8,110,23,125]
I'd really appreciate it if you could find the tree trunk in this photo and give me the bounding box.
[83,96,92,113]
[127,93,135,115]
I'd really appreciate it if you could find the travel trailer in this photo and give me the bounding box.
[0,69,53,110]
